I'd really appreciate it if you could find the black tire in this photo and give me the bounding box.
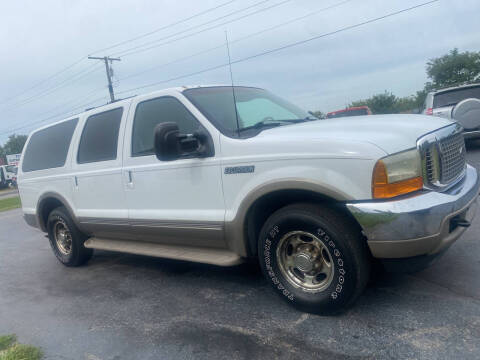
[258,203,370,315]
[47,206,93,267]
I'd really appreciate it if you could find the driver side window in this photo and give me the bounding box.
[132,96,201,157]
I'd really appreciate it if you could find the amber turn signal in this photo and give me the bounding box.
[372,160,423,199]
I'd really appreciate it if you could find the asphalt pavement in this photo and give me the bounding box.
[1,145,480,359]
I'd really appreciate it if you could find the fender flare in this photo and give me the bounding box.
[36,192,78,232]
[224,179,349,256]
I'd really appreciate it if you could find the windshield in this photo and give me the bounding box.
[183,87,313,137]
[433,86,480,108]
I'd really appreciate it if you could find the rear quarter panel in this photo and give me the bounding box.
[17,117,80,217]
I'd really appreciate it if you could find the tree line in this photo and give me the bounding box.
[0,135,27,165]
[314,48,480,117]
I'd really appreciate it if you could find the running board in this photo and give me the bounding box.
[84,238,243,267]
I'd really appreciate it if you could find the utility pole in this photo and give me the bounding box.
[88,56,121,102]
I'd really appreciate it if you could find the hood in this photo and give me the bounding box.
[258,114,454,154]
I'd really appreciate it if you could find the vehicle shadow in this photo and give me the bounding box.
[87,249,414,311]
[465,138,480,149]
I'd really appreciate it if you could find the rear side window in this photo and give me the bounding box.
[132,97,200,156]
[22,118,78,172]
[77,108,123,164]
[433,86,480,108]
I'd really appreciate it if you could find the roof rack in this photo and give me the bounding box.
[84,95,137,112]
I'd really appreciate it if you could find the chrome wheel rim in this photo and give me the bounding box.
[54,220,72,256]
[276,231,334,292]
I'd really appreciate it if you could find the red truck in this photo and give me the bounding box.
[326,106,372,119]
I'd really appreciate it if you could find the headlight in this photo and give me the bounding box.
[372,148,423,199]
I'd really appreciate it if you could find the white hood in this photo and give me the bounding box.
[258,114,454,155]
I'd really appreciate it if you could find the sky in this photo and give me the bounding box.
[0,0,479,144]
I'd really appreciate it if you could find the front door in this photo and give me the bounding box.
[122,92,225,248]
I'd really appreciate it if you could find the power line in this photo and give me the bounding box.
[89,0,239,55]
[0,1,241,107]
[0,57,87,106]
[113,0,290,58]
[116,0,440,95]
[48,0,289,98]
[2,87,107,132]
[0,95,109,136]
[233,0,440,64]
[2,64,103,111]
[0,0,440,137]
[113,0,352,84]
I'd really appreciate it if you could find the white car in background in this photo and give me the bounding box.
[423,83,480,138]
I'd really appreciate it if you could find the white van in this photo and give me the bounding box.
[18,86,478,314]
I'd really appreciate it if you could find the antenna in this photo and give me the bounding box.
[225,31,241,137]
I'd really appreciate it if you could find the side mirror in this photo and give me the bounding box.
[154,122,181,161]
[154,122,213,161]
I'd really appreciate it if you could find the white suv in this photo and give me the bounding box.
[18,86,478,314]
[423,83,480,138]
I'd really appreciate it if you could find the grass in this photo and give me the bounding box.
[0,196,21,213]
[0,335,42,360]
[0,335,16,351]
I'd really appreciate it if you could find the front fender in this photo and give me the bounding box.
[223,159,376,256]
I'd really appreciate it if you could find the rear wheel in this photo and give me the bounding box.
[258,203,370,314]
[47,206,93,267]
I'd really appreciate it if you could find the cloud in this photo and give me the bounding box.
[0,0,479,142]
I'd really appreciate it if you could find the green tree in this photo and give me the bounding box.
[350,91,398,114]
[1,134,27,163]
[0,145,5,165]
[310,110,325,119]
[312,48,480,117]
[426,48,480,90]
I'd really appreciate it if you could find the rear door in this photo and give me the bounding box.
[70,102,131,239]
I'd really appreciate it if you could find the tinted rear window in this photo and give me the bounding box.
[433,86,480,108]
[22,118,78,172]
[77,108,123,164]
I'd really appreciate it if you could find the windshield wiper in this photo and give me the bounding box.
[238,118,316,133]
[238,119,289,132]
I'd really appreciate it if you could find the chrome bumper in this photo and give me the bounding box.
[347,165,479,259]
[463,130,480,139]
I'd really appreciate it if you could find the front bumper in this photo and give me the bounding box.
[347,165,479,260]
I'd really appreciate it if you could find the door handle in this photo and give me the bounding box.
[123,170,133,190]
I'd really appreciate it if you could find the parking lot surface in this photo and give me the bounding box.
[1,145,480,359]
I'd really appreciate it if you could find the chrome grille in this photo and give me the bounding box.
[425,148,435,183]
[418,124,466,190]
[438,132,466,184]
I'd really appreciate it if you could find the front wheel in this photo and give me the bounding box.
[258,203,370,314]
